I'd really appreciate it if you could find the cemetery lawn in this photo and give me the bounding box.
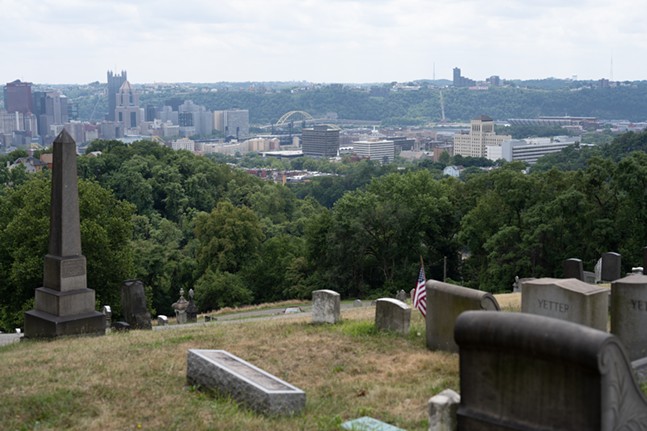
[0,307,454,431]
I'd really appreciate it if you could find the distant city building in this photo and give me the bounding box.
[171,137,195,151]
[453,115,511,158]
[178,100,213,137]
[214,109,250,140]
[107,70,127,121]
[114,80,142,133]
[3,80,33,114]
[352,139,395,163]
[301,125,340,157]
[508,116,598,130]
[452,67,476,88]
[443,165,464,178]
[33,91,69,143]
[493,136,580,164]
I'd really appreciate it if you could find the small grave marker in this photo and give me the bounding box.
[374,298,410,335]
[311,289,340,324]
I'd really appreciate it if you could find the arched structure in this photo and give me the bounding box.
[276,111,314,126]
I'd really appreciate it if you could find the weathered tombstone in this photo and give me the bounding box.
[563,258,584,281]
[120,279,152,330]
[425,280,500,352]
[311,289,340,324]
[102,305,112,331]
[112,321,130,331]
[353,299,363,308]
[157,315,168,326]
[24,130,105,338]
[454,310,647,431]
[185,288,198,323]
[610,274,647,361]
[428,389,460,431]
[172,289,189,324]
[374,298,410,335]
[187,349,305,415]
[601,251,622,282]
[521,277,608,331]
[341,417,405,431]
[395,289,407,302]
[284,307,302,314]
[583,271,597,284]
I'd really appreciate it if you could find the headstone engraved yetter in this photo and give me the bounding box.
[24,130,105,337]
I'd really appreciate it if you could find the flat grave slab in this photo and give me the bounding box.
[341,416,406,431]
[187,349,305,416]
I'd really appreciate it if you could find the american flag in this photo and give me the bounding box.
[413,264,427,317]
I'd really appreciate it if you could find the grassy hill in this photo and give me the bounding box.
[1,307,451,431]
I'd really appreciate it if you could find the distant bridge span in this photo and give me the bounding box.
[275,111,314,126]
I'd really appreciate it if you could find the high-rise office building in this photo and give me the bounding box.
[301,125,340,157]
[33,91,68,141]
[107,70,127,121]
[352,139,395,163]
[114,80,142,132]
[453,115,511,158]
[3,80,33,114]
[214,109,250,140]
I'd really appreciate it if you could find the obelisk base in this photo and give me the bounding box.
[24,309,105,338]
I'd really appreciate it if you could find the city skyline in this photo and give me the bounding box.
[1,0,646,85]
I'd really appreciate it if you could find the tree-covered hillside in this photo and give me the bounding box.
[1,130,646,331]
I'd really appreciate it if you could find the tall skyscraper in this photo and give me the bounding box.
[213,109,249,140]
[107,70,127,121]
[114,80,142,132]
[33,91,68,141]
[301,125,340,157]
[453,115,511,158]
[3,80,33,114]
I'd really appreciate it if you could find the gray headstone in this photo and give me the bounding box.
[311,289,341,324]
[455,311,647,431]
[353,299,363,308]
[563,258,584,281]
[341,417,405,431]
[102,305,112,330]
[601,252,622,282]
[425,280,500,352]
[610,274,647,361]
[521,278,608,331]
[172,289,189,324]
[24,129,105,338]
[187,349,305,415]
[583,271,597,284]
[428,389,460,431]
[157,315,168,326]
[374,298,411,335]
[120,279,152,330]
[395,289,407,302]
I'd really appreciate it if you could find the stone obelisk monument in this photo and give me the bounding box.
[24,129,105,337]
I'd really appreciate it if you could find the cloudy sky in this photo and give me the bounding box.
[1,0,645,85]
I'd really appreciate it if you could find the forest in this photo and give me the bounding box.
[0,130,646,332]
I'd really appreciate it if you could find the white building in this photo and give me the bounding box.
[171,137,195,152]
[352,139,395,163]
[453,115,511,158]
[496,136,580,164]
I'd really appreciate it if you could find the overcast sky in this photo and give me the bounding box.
[1,0,645,85]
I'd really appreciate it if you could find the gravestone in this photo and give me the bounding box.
[428,389,460,431]
[340,417,405,431]
[425,280,500,352]
[644,247,647,274]
[185,288,198,323]
[601,252,622,282]
[395,289,407,302]
[454,310,647,431]
[172,289,189,324]
[187,349,305,415]
[311,289,340,324]
[157,315,168,326]
[563,258,584,281]
[353,299,363,308]
[521,277,608,331]
[120,279,152,330]
[610,274,647,361]
[102,305,112,331]
[24,130,105,338]
[374,298,410,335]
[583,271,597,284]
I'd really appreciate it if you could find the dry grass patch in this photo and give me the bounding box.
[0,308,455,431]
